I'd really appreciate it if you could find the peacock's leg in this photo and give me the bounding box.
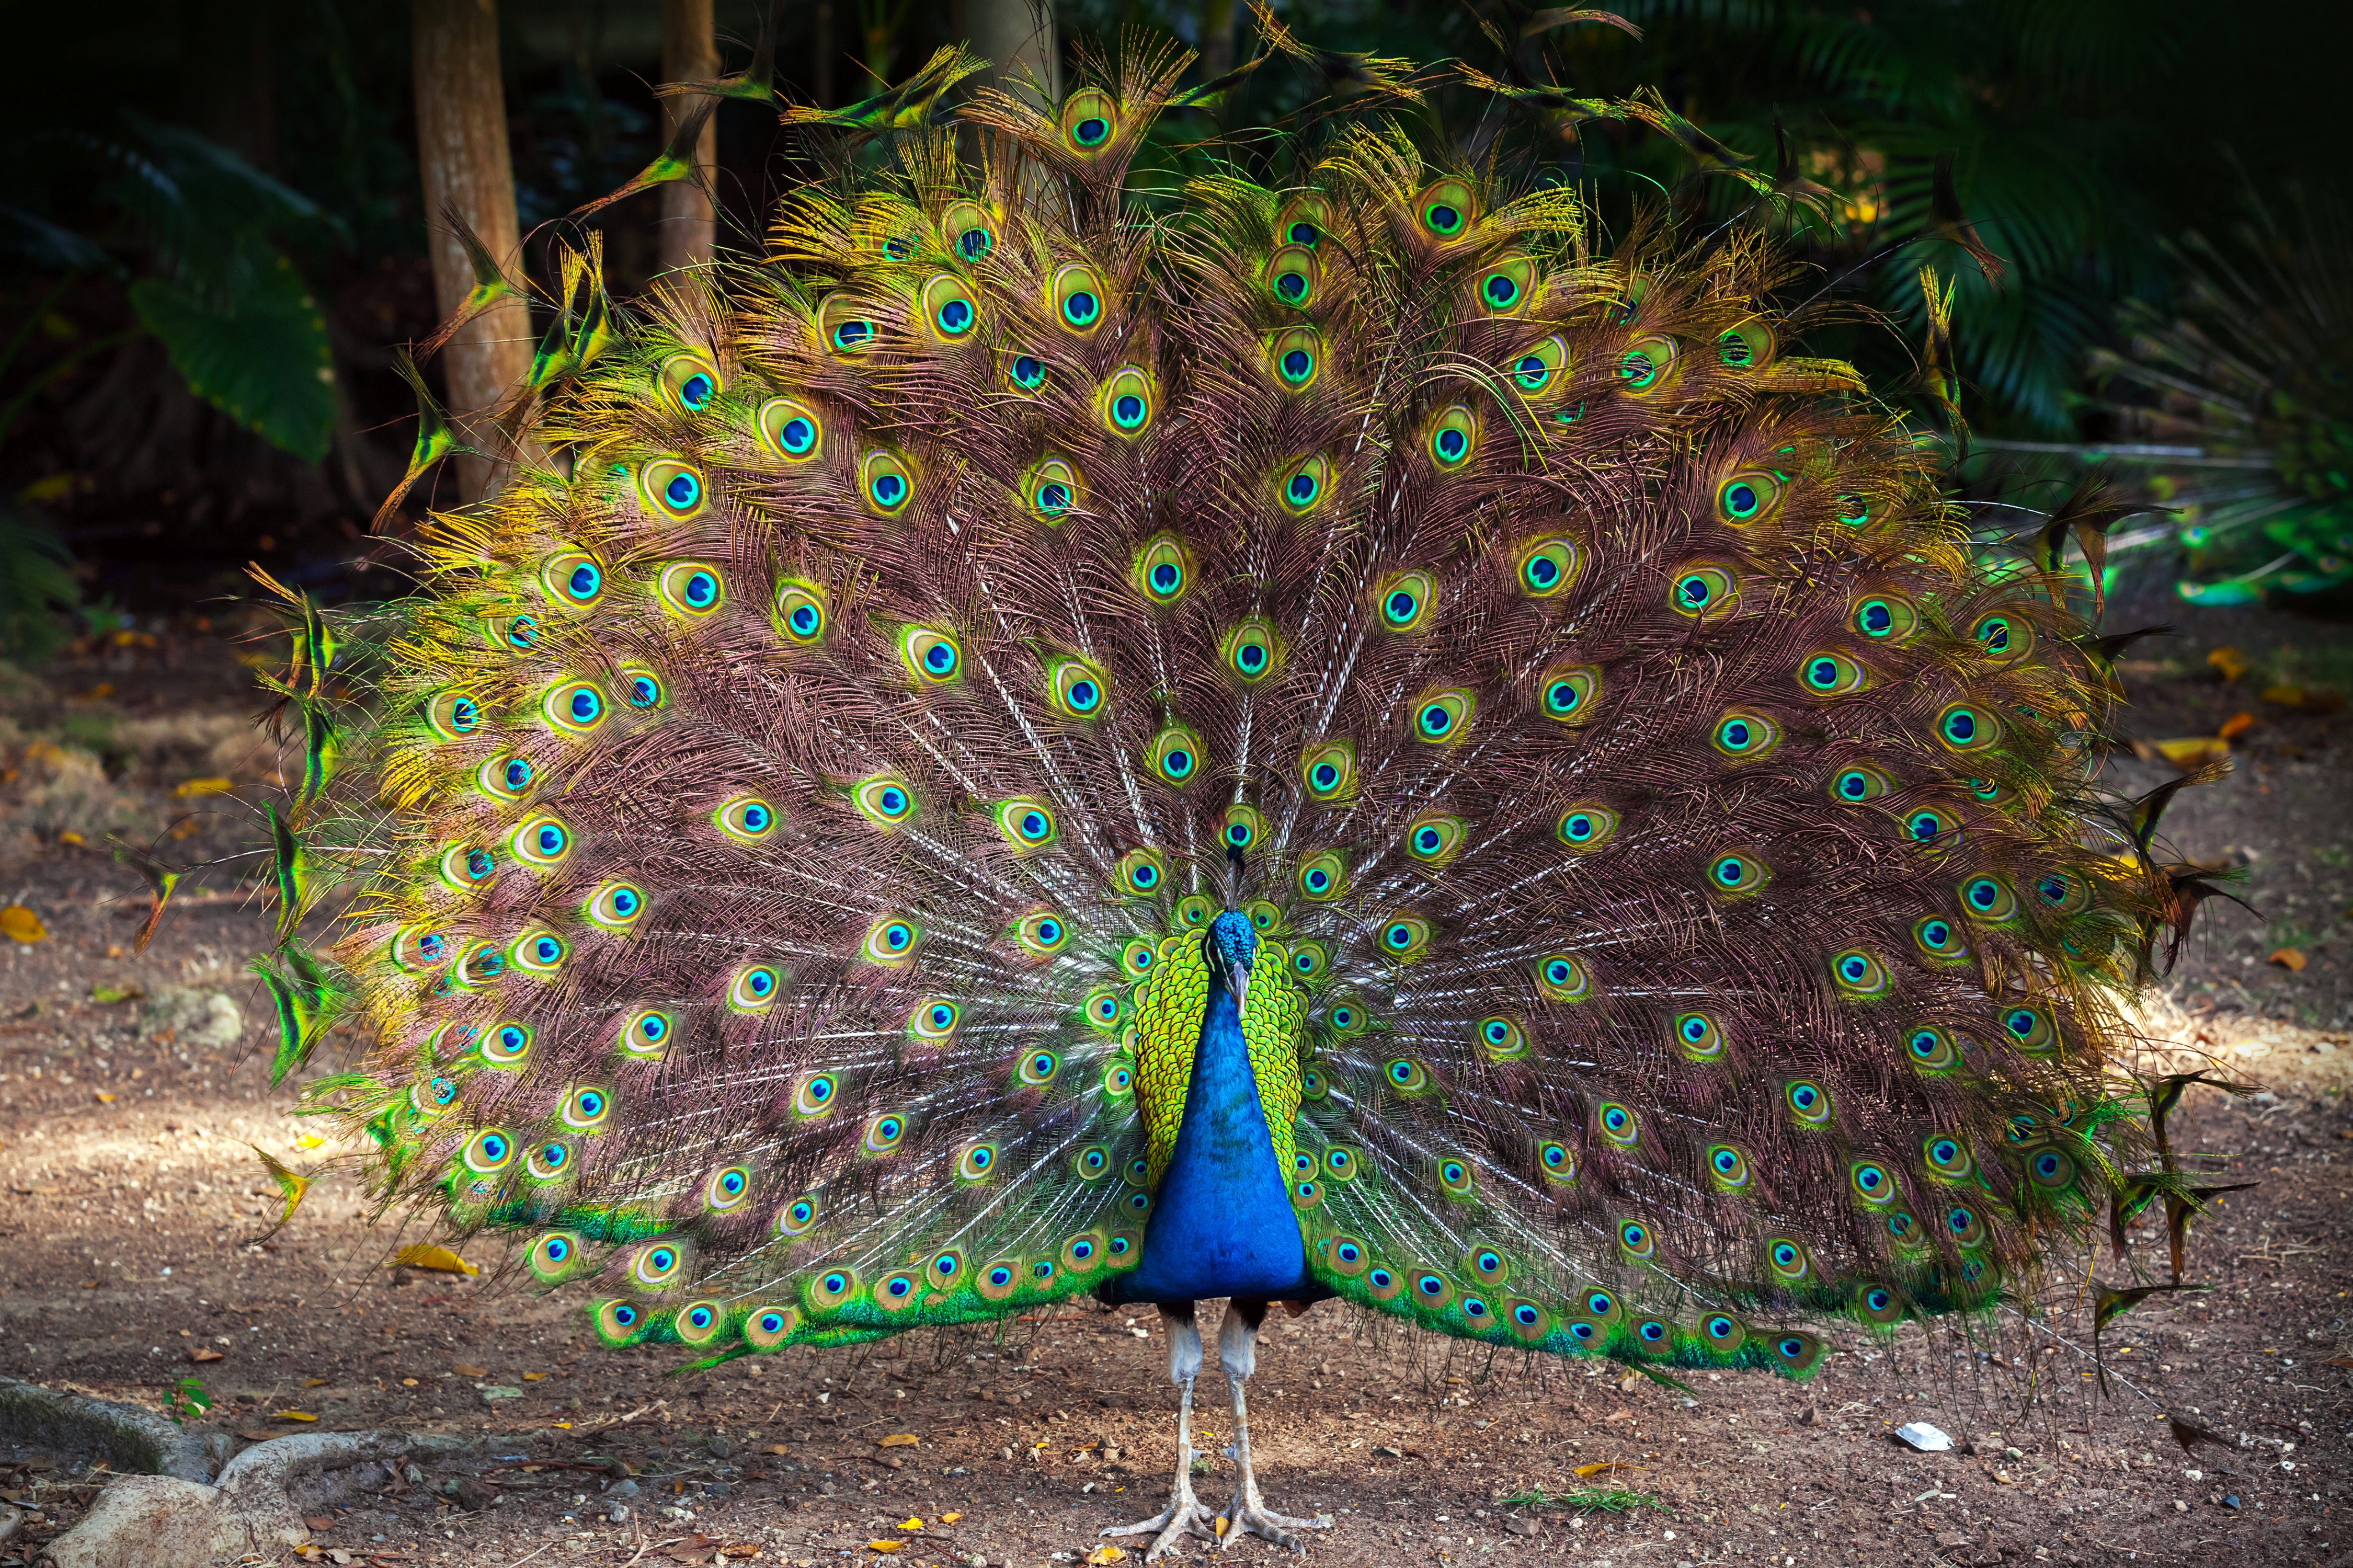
[1215,1299,1331,1552]
[1102,1301,1220,1558]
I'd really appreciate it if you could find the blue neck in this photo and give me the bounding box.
[1115,983,1311,1305]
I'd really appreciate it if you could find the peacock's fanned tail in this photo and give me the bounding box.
[269,42,2182,1374]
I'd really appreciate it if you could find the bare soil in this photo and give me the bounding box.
[0,626,2347,1568]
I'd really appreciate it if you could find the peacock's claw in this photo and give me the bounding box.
[1216,1498,1331,1553]
[1102,1482,1221,1560]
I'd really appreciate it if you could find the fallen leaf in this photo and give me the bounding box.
[2141,736,2232,770]
[175,777,235,797]
[391,1245,478,1276]
[940,1513,962,1524]
[452,1363,489,1378]
[239,1429,288,1440]
[273,1410,319,1422]
[2328,1356,2353,1369]
[522,1371,546,1381]
[1572,1461,1627,1477]
[303,1378,330,1387]
[865,1542,905,1554]
[0,906,48,944]
[2217,711,2257,741]
[877,1433,920,1448]
[763,1444,791,1456]
[93,1091,116,1104]
[2262,684,2307,706]
[293,1134,325,1150]
[1087,1548,1127,1565]
[2207,646,2251,681]
[898,1517,923,1530]
[2269,948,2308,972]
[304,1515,337,1530]
[56,831,84,846]
[189,1348,222,1363]
[401,1378,418,1387]
[90,985,140,1004]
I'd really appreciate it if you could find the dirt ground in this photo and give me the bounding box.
[0,613,2348,1568]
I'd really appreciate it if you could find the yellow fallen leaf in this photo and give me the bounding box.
[940,1513,962,1524]
[2263,683,2307,706]
[1571,1461,1627,1478]
[763,1443,791,1456]
[878,1433,921,1448]
[303,1378,330,1388]
[898,1517,923,1530]
[2207,646,2251,681]
[453,1363,489,1378]
[866,1542,905,1554]
[292,1134,325,1150]
[1,906,48,944]
[522,1372,546,1381]
[2146,736,2231,770]
[1087,1549,1127,1565]
[551,1421,573,1429]
[2270,948,2308,972]
[391,1245,478,1276]
[274,1411,319,1422]
[401,1378,418,1388]
[2217,711,2257,741]
[56,830,84,846]
[93,1091,115,1104]
[175,777,235,798]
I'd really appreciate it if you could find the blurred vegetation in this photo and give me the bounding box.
[0,0,2340,657]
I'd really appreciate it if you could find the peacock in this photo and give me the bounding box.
[245,28,2229,1559]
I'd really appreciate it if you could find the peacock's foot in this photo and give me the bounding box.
[1217,1495,1332,1553]
[1102,1482,1221,1560]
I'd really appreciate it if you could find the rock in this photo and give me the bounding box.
[607,1480,639,1500]
[1895,1422,1954,1452]
[141,988,243,1050]
[1936,1531,1971,1548]
[607,1504,630,1524]
[452,1478,498,1513]
[1968,1439,1999,1457]
[1796,1405,1819,1426]
[476,1386,523,1405]
[706,1436,735,1459]
[1504,1517,1538,1538]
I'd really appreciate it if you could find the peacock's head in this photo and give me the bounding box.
[1206,909,1258,1013]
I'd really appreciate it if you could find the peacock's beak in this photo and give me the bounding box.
[1229,958,1250,1018]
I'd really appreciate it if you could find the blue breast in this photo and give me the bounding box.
[1115,985,1315,1305]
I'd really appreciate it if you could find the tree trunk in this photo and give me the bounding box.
[966,0,1057,106]
[658,0,718,272]
[1199,0,1236,85]
[412,0,530,502]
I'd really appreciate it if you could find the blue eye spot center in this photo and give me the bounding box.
[780,417,815,453]
[568,564,600,598]
[665,473,699,509]
[1282,350,1311,379]
[1114,394,1145,424]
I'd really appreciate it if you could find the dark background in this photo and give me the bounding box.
[1,0,2347,637]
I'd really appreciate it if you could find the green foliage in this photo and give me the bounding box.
[163,1375,212,1426]
[1,115,341,464]
[1499,1485,1672,1515]
[0,512,77,665]
[130,234,336,462]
